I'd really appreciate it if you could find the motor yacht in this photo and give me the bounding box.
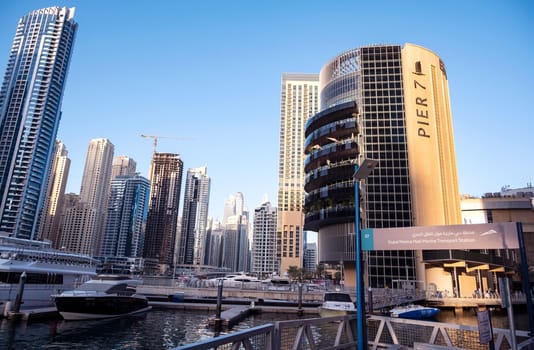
[318,291,356,317]
[54,275,151,321]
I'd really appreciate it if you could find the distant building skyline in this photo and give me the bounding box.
[0,7,77,239]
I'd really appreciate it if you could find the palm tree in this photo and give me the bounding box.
[287,265,307,282]
[315,263,325,280]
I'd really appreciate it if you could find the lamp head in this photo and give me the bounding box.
[353,159,378,180]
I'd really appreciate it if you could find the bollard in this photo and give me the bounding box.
[13,271,27,313]
[214,278,224,333]
[297,283,303,316]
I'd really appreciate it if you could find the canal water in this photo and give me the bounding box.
[0,308,530,349]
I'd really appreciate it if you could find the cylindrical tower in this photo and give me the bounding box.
[304,44,461,289]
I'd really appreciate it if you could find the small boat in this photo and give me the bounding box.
[54,275,151,321]
[389,304,440,319]
[318,291,356,317]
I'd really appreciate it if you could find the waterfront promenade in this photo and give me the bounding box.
[137,282,532,312]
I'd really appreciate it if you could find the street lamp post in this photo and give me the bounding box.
[354,158,378,350]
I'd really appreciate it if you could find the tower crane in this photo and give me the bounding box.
[140,134,191,154]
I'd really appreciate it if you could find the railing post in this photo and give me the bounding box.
[273,321,281,350]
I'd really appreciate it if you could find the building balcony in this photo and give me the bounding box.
[304,206,355,231]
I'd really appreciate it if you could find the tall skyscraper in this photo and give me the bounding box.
[60,138,114,255]
[223,195,236,224]
[252,200,278,277]
[36,141,71,247]
[111,156,137,179]
[303,44,461,288]
[205,218,224,267]
[222,214,249,272]
[79,138,115,210]
[80,138,114,253]
[177,166,211,265]
[303,242,318,273]
[100,174,150,258]
[143,153,183,274]
[0,7,77,239]
[277,73,320,275]
[220,192,250,272]
[60,200,96,254]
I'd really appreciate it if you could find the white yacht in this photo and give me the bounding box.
[54,275,151,321]
[318,291,356,318]
[207,273,262,289]
[0,235,97,313]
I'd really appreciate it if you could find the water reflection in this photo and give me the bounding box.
[0,308,530,349]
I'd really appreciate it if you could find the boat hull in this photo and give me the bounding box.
[390,306,440,320]
[55,295,151,321]
[318,307,355,318]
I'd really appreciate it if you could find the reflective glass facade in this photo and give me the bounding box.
[101,175,150,258]
[0,7,77,239]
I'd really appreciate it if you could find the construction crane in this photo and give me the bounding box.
[140,134,191,154]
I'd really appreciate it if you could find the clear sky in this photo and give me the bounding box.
[1,1,533,221]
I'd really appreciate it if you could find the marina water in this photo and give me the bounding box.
[0,308,530,349]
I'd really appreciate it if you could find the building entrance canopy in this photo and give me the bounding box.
[362,222,519,251]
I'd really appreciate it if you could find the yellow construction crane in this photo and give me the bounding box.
[140,134,191,154]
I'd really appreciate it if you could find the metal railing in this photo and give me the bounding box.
[175,314,534,350]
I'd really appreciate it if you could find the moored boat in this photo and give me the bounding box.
[389,304,440,319]
[0,235,97,313]
[318,291,356,317]
[54,275,151,321]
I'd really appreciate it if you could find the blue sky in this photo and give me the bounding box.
[1,1,533,221]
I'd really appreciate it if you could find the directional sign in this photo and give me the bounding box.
[361,222,519,251]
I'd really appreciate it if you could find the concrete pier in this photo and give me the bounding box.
[208,305,251,330]
[5,307,58,321]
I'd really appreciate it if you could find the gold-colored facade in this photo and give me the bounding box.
[277,73,320,275]
[401,44,462,226]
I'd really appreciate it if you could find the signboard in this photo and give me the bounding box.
[362,222,519,251]
[477,310,493,344]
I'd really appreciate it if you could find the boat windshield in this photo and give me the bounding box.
[324,293,352,302]
[76,281,135,294]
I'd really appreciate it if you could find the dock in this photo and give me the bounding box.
[4,307,58,321]
[207,305,252,330]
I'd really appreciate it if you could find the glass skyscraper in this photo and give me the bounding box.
[0,7,77,239]
[101,174,150,258]
[177,166,210,266]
